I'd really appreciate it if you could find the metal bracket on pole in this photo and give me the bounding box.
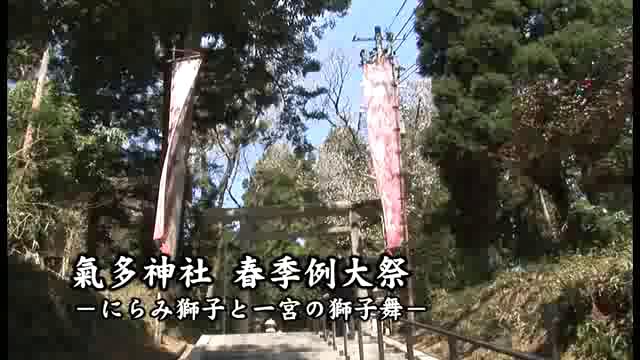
[374,26,384,61]
[353,25,390,66]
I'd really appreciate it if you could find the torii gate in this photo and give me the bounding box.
[203,198,383,335]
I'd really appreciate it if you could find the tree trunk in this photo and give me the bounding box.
[442,153,499,285]
[20,43,50,166]
[206,144,240,298]
[86,193,101,257]
[456,220,492,285]
[539,188,559,243]
[160,59,172,166]
[537,173,575,250]
[140,190,158,272]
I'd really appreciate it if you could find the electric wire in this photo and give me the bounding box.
[399,65,419,84]
[399,63,417,79]
[393,10,416,44]
[388,0,409,31]
[395,32,411,52]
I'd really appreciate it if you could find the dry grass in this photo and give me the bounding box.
[413,242,632,360]
[100,271,163,333]
[8,255,186,360]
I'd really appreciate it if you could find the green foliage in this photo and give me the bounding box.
[569,243,632,359]
[574,316,632,360]
[415,0,520,283]
[415,0,632,286]
[512,42,560,78]
[417,177,457,288]
[8,80,126,191]
[7,79,129,256]
[8,81,80,246]
[570,199,632,248]
[416,0,522,157]
[6,41,42,81]
[6,0,357,342]
[7,0,352,148]
[7,0,355,263]
[241,144,324,306]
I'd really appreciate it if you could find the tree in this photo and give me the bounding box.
[6,1,358,299]
[415,0,632,282]
[397,79,452,294]
[504,2,632,251]
[415,0,517,283]
[16,45,50,167]
[7,79,128,272]
[318,49,365,142]
[506,19,632,249]
[241,144,323,310]
[316,127,374,204]
[312,48,381,254]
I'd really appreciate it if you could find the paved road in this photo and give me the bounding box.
[190,331,412,360]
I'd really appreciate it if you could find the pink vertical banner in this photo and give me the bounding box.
[154,57,202,257]
[362,57,405,253]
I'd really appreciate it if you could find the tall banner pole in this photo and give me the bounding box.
[360,26,415,359]
[361,51,406,254]
[392,54,416,360]
[154,54,203,260]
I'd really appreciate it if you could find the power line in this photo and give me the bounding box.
[399,65,419,84]
[393,10,416,44]
[388,0,409,31]
[395,33,411,52]
[399,63,417,79]
[400,69,418,84]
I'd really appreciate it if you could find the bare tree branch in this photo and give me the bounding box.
[226,152,242,207]
[320,49,363,150]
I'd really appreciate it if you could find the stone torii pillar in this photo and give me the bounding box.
[349,209,374,340]
[236,217,257,334]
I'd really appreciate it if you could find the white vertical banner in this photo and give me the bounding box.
[154,57,202,258]
[361,57,406,253]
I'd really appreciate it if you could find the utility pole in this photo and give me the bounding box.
[354,25,416,360]
[393,45,417,360]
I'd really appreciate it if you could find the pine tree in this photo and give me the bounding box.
[415,0,520,283]
[414,0,631,282]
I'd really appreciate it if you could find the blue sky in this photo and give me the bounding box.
[306,0,421,145]
[226,0,421,207]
